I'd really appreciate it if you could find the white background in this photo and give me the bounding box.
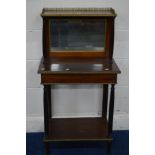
[26,0,129,132]
[0,0,155,155]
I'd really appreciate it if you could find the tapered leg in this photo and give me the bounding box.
[102,84,109,118]
[43,85,51,155]
[108,84,115,135]
[47,85,52,119]
[107,84,115,153]
[43,85,51,135]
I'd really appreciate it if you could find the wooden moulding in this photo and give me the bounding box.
[41,74,117,84]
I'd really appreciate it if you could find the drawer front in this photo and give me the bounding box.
[41,74,117,84]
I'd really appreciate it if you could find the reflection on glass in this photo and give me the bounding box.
[50,19,106,51]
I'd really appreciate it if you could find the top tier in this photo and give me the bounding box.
[41,8,117,17]
[41,8,116,59]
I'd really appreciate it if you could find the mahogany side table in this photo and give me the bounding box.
[38,57,121,154]
[38,8,121,154]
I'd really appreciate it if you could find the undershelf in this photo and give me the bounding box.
[44,117,112,142]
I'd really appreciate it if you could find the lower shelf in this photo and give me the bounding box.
[44,117,112,142]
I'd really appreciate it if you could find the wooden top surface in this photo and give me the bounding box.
[41,8,117,17]
[38,57,121,75]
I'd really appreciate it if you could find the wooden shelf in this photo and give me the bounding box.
[44,118,112,142]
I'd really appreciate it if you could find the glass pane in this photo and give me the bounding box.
[50,19,106,51]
